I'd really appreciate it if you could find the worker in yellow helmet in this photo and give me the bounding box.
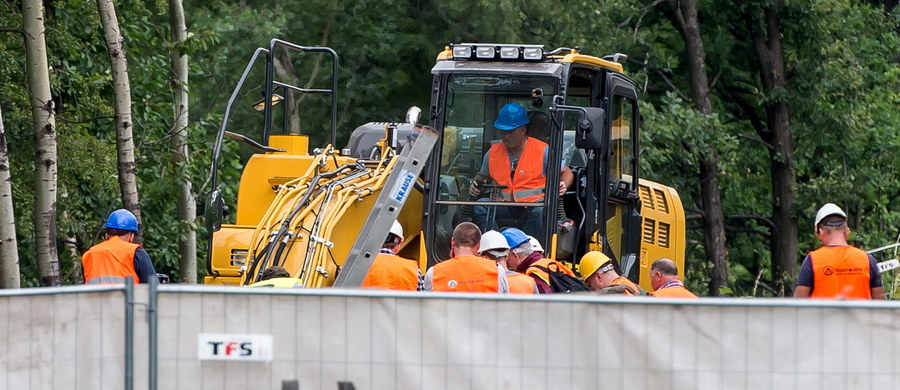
[248,266,303,288]
[579,251,643,296]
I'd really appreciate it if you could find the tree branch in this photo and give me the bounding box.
[736,133,773,151]
[618,0,665,29]
[654,68,690,101]
[724,85,770,141]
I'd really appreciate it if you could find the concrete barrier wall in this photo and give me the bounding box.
[3,285,900,390]
[0,286,128,390]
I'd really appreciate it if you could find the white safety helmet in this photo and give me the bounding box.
[389,220,404,239]
[527,235,544,253]
[479,230,510,257]
[814,203,847,231]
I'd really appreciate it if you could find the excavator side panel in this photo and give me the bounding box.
[636,180,686,290]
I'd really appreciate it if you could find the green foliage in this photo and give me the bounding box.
[1,0,897,294]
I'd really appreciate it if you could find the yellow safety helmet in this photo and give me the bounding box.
[579,251,613,279]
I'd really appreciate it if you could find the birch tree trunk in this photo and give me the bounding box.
[23,0,60,286]
[0,105,21,288]
[97,0,142,233]
[664,0,729,295]
[169,0,196,283]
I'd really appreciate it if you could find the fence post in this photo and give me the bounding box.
[125,277,134,390]
[149,277,158,390]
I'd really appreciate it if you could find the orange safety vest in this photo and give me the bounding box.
[651,285,698,298]
[507,272,536,294]
[610,276,641,296]
[82,235,141,284]
[431,255,501,293]
[487,137,547,202]
[808,245,872,299]
[361,253,420,291]
[525,258,576,287]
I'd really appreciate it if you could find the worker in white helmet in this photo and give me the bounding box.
[794,203,884,299]
[479,230,537,294]
[361,220,422,291]
[526,235,543,255]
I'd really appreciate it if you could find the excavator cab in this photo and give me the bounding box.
[423,44,685,288]
[204,40,685,290]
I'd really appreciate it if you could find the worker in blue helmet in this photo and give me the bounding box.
[82,209,157,284]
[467,102,574,238]
[502,228,580,294]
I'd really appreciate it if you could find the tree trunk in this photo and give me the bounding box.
[23,0,61,286]
[750,3,797,296]
[665,0,729,295]
[169,0,196,283]
[97,0,142,233]
[0,105,21,288]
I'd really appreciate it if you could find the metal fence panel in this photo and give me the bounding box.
[3,284,900,390]
[1,286,128,390]
[153,286,900,390]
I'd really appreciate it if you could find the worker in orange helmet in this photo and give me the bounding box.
[479,230,537,294]
[82,209,157,284]
[361,220,422,291]
[579,251,643,295]
[424,222,509,293]
[649,258,697,298]
[794,203,885,299]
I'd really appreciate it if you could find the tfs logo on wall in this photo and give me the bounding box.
[197,333,273,362]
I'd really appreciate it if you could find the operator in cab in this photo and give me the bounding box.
[468,102,574,238]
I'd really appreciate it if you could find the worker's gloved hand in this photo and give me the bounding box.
[469,178,486,198]
[469,182,481,197]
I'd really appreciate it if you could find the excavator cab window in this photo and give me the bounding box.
[432,74,559,261]
[604,85,641,277]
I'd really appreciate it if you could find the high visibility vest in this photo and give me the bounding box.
[248,277,303,288]
[487,137,547,202]
[507,272,536,294]
[610,276,641,296]
[651,285,698,298]
[525,258,576,287]
[808,245,872,299]
[82,236,141,284]
[431,255,501,293]
[361,253,419,291]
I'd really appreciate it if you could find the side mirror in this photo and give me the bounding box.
[205,189,225,233]
[574,107,605,149]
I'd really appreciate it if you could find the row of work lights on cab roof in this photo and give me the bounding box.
[450,43,545,61]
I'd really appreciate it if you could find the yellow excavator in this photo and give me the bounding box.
[203,40,685,290]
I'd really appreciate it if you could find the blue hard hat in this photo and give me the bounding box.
[105,209,138,231]
[493,103,530,131]
[501,228,530,248]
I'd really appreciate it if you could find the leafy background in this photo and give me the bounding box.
[0,0,897,296]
